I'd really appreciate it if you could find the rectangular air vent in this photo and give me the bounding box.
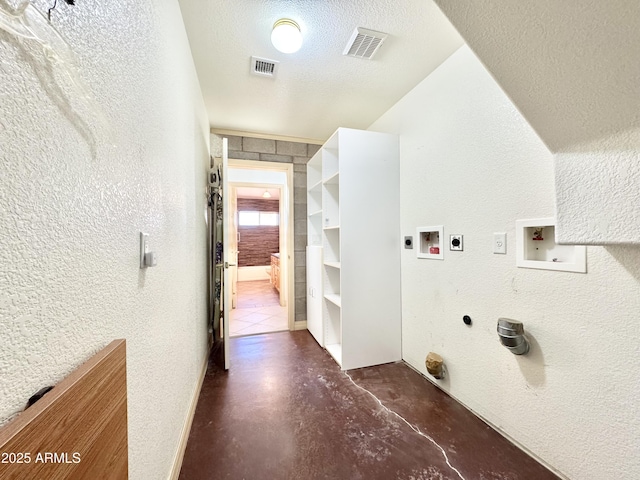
[251,56,279,77]
[343,27,388,59]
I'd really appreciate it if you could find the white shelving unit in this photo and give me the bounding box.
[306,128,401,370]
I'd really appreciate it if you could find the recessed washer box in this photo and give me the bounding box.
[516,218,586,273]
[417,226,444,260]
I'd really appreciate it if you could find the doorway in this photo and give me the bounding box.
[226,160,294,337]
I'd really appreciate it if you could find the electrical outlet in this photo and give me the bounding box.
[450,234,463,251]
[404,236,413,249]
[494,232,507,254]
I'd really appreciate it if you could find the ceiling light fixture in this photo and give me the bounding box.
[271,19,302,54]
[262,190,272,198]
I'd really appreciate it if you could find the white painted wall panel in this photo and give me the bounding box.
[338,129,402,371]
[369,46,640,480]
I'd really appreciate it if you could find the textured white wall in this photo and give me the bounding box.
[432,0,640,245]
[554,128,640,244]
[369,46,640,480]
[0,1,210,479]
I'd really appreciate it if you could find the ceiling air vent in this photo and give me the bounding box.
[343,27,388,59]
[251,56,279,78]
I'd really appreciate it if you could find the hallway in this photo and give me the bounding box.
[179,331,559,479]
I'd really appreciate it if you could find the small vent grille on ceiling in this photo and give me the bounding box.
[251,56,279,77]
[343,27,388,59]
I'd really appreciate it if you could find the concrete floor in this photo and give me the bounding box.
[179,331,559,480]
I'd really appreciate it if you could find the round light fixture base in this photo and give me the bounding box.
[271,19,302,54]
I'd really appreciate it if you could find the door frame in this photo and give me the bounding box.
[227,159,295,331]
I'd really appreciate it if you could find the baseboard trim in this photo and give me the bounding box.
[168,352,208,480]
[293,320,307,331]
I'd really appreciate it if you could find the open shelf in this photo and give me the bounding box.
[309,180,322,190]
[307,150,323,189]
[309,209,322,217]
[325,343,342,366]
[308,188,322,214]
[323,183,339,227]
[323,227,340,263]
[323,172,339,185]
[322,147,339,180]
[323,266,340,297]
[324,261,341,269]
[324,294,341,307]
[324,299,341,362]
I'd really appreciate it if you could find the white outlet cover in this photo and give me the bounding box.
[494,232,507,254]
[450,234,463,251]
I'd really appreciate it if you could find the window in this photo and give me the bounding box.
[238,211,260,226]
[260,212,279,226]
[238,211,279,226]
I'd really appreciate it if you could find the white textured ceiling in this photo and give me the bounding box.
[178,0,463,143]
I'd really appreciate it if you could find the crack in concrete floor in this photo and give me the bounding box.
[344,371,466,480]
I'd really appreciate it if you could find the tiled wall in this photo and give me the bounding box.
[218,134,321,323]
[237,198,279,267]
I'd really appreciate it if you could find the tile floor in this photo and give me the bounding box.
[229,280,288,337]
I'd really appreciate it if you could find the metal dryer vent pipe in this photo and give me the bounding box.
[497,318,530,355]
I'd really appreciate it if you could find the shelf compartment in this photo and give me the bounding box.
[324,300,341,354]
[323,172,339,185]
[323,266,340,296]
[324,294,341,308]
[323,227,340,263]
[325,343,342,366]
[307,151,322,188]
[323,183,339,228]
[322,147,339,180]
[308,189,322,214]
[308,180,322,190]
[324,261,341,269]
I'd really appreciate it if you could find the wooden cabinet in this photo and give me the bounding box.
[306,128,401,370]
[270,253,280,292]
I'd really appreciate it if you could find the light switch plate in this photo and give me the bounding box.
[140,232,149,268]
